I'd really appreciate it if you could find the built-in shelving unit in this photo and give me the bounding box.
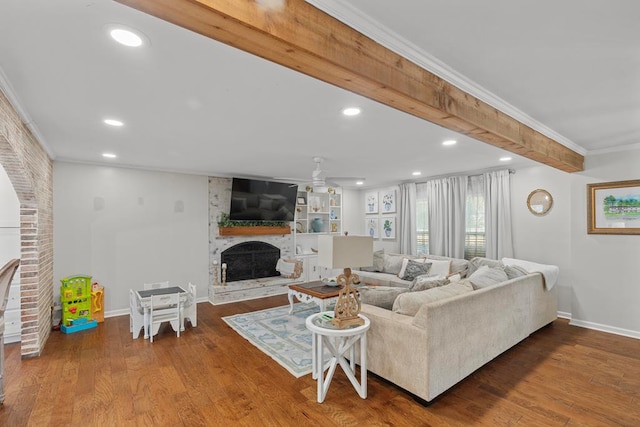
[294,190,341,235]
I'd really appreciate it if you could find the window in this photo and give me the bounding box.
[465,176,486,259]
[416,175,487,260]
[416,199,429,254]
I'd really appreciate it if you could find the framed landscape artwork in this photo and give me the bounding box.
[365,192,378,214]
[380,189,396,213]
[365,218,379,238]
[587,179,640,235]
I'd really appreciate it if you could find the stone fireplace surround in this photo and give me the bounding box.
[209,177,298,304]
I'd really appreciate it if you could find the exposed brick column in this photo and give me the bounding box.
[0,89,53,358]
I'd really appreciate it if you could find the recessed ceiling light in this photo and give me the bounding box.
[500,156,512,162]
[110,28,143,47]
[412,171,422,176]
[442,140,457,146]
[102,153,117,159]
[104,119,124,127]
[342,107,361,116]
[356,181,364,186]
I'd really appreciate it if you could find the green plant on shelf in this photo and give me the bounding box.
[217,212,287,228]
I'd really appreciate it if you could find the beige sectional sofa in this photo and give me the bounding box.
[354,254,558,403]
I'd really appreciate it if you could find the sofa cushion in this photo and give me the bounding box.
[467,257,504,276]
[392,280,474,316]
[359,286,409,310]
[426,259,451,278]
[399,259,431,281]
[356,270,411,288]
[468,265,509,289]
[410,275,450,292]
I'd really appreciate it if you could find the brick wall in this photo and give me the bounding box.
[0,89,53,358]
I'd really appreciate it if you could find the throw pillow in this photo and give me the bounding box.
[397,257,427,278]
[504,264,529,280]
[468,265,509,290]
[467,257,504,276]
[424,259,451,278]
[383,253,412,275]
[425,254,471,278]
[400,260,432,281]
[392,280,474,316]
[359,286,409,310]
[410,274,449,292]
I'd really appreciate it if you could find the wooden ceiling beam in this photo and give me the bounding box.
[115,0,584,172]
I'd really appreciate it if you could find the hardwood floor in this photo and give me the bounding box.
[1,295,639,426]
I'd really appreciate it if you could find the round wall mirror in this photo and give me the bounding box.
[527,189,553,216]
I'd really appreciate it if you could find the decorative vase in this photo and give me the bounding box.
[385,229,391,237]
[311,218,323,233]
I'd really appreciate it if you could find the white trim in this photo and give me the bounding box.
[305,0,586,156]
[587,142,640,156]
[0,66,56,159]
[569,318,640,340]
[557,311,571,320]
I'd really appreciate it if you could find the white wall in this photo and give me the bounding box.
[512,148,640,337]
[511,165,573,314]
[569,149,640,336]
[53,162,210,316]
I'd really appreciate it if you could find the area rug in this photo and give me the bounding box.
[222,303,323,378]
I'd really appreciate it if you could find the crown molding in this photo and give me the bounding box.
[306,0,586,156]
[0,66,56,159]
[587,142,640,156]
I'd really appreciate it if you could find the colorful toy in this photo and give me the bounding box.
[60,275,94,334]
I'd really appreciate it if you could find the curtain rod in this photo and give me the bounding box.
[406,167,515,184]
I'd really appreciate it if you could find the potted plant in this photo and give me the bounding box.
[383,219,392,237]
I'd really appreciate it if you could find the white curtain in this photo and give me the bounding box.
[425,176,466,258]
[484,170,514,258]
[398,182,416,254]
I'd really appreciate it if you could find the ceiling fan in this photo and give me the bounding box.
[277,156,364,189]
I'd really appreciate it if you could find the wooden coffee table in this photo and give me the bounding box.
[288,281,341,314]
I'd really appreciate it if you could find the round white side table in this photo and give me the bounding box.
[305,311,370,403]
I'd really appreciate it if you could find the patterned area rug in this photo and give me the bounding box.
[222,303,322,378]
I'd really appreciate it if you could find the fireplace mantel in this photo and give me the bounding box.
[218,226,291,236]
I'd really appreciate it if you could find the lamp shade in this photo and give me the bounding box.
[317,235,373,269]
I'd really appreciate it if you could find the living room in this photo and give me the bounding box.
[1,0,640,425]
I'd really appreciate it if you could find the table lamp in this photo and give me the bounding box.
[317,234,373,328]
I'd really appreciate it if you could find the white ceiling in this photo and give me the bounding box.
[0,0,638,189]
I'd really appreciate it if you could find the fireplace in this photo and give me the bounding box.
[221,241,281,282]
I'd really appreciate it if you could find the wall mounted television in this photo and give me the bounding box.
[229,178,298,221]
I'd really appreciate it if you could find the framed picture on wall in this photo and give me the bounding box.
[365,217,379,238]
[380,189,396,213]
[365,192,378,214]
[587,179,640,235]
[381,216,396,239]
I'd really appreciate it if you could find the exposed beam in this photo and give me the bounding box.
[115,0,584,172]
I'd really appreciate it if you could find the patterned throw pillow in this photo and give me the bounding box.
[401,260,432,281]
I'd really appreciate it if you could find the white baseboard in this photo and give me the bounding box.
[557,311,639,340]
[568,318,640,340]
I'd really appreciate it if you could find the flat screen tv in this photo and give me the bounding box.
[229,178,298,222]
